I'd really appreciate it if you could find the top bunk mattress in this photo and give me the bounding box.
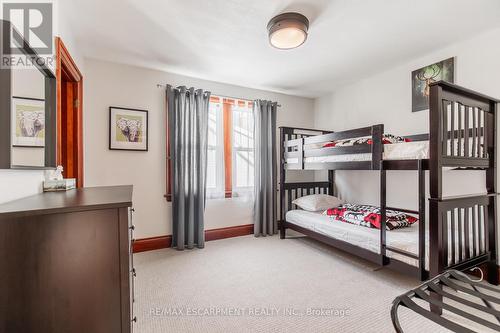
[286,141,429,164]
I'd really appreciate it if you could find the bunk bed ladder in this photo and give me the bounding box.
[380,159,427,279]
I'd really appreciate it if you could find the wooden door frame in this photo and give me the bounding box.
[55,37,84,187]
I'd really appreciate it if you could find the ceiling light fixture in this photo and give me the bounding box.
[267,12,309,50]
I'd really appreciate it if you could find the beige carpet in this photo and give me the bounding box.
[133,234,487,333]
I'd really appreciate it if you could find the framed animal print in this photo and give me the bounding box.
[411,57,454,112]
[109,107,148,151]
[11,96,45,147]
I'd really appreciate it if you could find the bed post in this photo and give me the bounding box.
[372,124,387,264]
[371,124,384,170]
[429,84,444,279]
[418,159,426,280]
[279,127,286,239]
[328,170,335,196]
[380,161,387,262]
[429,83,444,315]
[486,101,498,285]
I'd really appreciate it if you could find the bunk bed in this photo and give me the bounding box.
[279,81,499,282]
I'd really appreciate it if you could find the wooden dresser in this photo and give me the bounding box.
[0,185,135,333]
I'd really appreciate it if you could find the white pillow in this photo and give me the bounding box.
[292,194,343,212]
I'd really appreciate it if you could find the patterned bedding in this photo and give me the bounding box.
[285,209,426,268]
[324,203,417,230]
[322,134,410,147]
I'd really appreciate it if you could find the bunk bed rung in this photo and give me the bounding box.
[385,206,419,215]
[305,144,371,157]
[447,253,490,272]
[382,159,429,170]
[441,156,490,168]
[283,181,330,190]
[385,246,419,260]
[305,161,372,170]
[303,125,376,144]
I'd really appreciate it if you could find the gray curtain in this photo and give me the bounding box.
[167,85,211,250]
[253,100,278,237]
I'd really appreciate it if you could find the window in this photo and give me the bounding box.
[166,96,254,201]
[232,100,254,191]
[207,96,254,198]
[206,98,225,196]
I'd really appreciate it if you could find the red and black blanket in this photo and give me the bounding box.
[324,203,417,230]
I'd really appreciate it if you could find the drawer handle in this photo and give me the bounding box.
[131,208,135,212]
[129,225,135,231]
[132,316,137,323]
[131,268,137,277]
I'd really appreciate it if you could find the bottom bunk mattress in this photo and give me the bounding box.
[285,209,427,269]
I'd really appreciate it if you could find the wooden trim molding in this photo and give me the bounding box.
[55,37,84,188]
[133,235,172,253]
[132,224,254,253]
[223,101,233,197]
[205,223,253,242]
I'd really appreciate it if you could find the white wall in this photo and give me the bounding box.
[313,27,500,253]
[84,58,315,239]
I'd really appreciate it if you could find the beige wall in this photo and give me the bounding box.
[84,58,315,239]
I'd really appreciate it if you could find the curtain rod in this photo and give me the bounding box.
[156,84,281,107]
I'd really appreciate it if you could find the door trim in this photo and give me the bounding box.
[56,37,84,187]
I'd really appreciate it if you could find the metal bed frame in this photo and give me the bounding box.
[391,269,500,332]
[279,81,499,282]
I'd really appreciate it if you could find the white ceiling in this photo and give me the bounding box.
[64,0,500,98]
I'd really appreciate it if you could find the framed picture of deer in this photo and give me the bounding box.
[109,106,148,151]
[411,57,454,112]
[11,96,45,147]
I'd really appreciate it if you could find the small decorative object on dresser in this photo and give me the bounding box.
[109,106,148,151]
[411,57,454,112]
[11,96,45,147]
[43,178,76,191]
[43,165,76,191]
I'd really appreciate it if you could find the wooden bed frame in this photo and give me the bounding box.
[279,81,499,283]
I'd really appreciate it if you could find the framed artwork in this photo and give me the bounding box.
[109,107,148,151]
[411,57,454,112]
[11,96,45,147]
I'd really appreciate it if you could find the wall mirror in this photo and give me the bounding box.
[0,20,57,169]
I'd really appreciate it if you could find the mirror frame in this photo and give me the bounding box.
[0,19,57,169]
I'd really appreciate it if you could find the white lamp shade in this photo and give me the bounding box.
[267,12,309,50]
[270,27,307,49]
